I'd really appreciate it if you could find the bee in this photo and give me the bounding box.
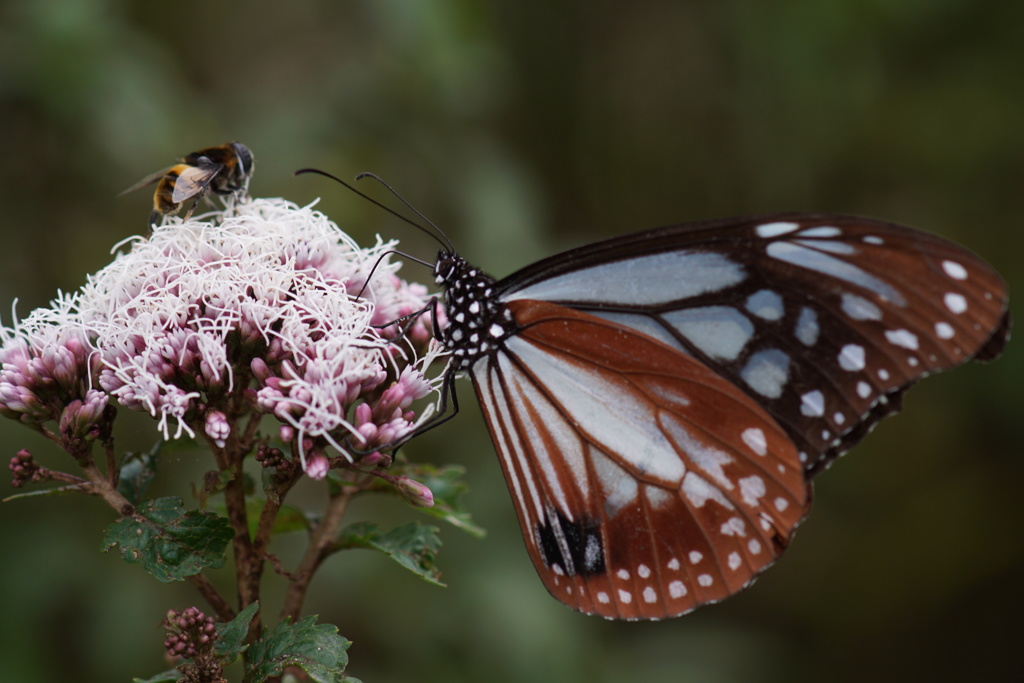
[122,142,254,228]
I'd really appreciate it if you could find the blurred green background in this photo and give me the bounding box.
[1,0,1022,681]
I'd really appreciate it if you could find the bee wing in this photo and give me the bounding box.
[171,162,224,203]
[119,166,173,196]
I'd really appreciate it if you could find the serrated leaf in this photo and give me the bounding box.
[389,463,486,538]
[131,670,181,682]
[117,442,161,505]
[339,521,445,586]
[101,497,234,582]
[245,616,351,683]
[214,601,259,661]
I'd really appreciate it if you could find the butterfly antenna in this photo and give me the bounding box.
[355,171,455,252]
[295,168,451,253]
[355,249,434,300]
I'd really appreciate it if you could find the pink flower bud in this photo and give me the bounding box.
[304,453,330,480]
[204,410,230,448]
[395,476,434,508]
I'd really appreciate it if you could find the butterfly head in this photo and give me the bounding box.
[432,250,517,370]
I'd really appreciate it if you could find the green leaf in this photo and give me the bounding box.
[214,601,259,661]
[131,670,181,682]
[101,497,234,582]
[117,442,161,505]
[338,521,445,586]
[390,463,486,538]
[245,616,351,683]
[3,483,87,502]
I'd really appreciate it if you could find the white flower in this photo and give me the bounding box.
[0,197,444,474]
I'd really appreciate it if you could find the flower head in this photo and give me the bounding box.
[0,197,444,476]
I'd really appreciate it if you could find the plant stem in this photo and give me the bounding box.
[188,573,234,621]
[279,484,355,622]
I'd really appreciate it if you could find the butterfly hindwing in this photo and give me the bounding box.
[500,214,1010,475]
[470,300,807,619]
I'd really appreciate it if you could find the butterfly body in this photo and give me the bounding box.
[429,212,1009,620]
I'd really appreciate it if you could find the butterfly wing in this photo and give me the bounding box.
[470,299,807,619]
[499,214,1010,476]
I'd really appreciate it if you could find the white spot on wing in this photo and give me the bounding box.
[944,292,968,314]
[689,550,703,564]
[663,307,754,361]
[643,586,657,603]
[682,472,733,509]
[728,552,742,570]
[740,349,791,398]
[741,427,768,456]
[618,589,633,604]
[756,221,800,238]
[584,535,601,572]
[668,558,680,571]
[738,475,766,507]
[839,344,866,371]
[669,580,687,598]
[638,564,651,578]
[644,485,674,509]
[885,329,919,350]
[721,517,746,537]
[798,225,842,238]
[942,260,968,280]
[698,574,713,587]
[800,390,825,417]
[935,321,955,339]
[857,381,872,398]
[841,293,882,321]
[746,290,785,321]
[598,591,610,604]
[795,307,820,346]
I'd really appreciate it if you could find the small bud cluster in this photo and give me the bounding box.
[254,443,287,470]
[0,198,445,484]
[9,449,44,487]
[163,606,224,683]
[163,606,217,659]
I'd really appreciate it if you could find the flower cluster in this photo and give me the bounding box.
[164,606,217,659]
[0,197,444,478]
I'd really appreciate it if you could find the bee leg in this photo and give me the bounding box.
[182,193,206,220]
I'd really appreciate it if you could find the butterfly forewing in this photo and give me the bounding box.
[500,214,1010,475]
[470,300,807,619]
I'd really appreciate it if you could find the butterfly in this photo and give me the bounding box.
[424,212,1009,620]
